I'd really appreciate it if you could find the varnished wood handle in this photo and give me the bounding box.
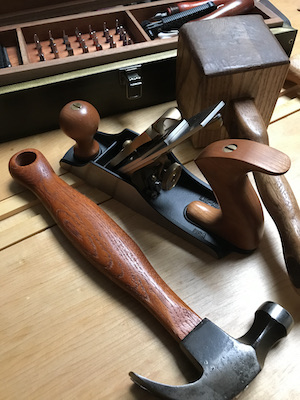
[233,99,300,288]
[9,149,201,341]
[253,173,300,288]
[168,0,226,13]
[59,100,100,162]
[286,54,300,86]
[186,139,290,251]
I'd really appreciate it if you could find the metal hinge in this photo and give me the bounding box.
[119,65,142,100]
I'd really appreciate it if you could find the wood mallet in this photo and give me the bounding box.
[176,15,300,288]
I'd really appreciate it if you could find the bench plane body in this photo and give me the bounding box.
[60,127,237,258]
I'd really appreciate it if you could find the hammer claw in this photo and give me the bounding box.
[129,372,193,400]
[130,371,242,399]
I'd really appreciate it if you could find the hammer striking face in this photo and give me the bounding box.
[9,149,293,400]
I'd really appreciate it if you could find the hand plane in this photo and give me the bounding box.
[59,100,290,258]
[59,100,231,257]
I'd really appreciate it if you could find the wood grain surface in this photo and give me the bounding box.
[176,13,289,147]
[1,2,300,399]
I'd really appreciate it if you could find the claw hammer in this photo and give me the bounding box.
[9,148,293,399]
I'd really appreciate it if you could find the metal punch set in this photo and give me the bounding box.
[33,19,133,62]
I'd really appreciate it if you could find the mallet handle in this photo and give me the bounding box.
[286,54,300,86]
[233,99,300,288]
[9,149,202,341]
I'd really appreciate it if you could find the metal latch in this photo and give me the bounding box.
[119,65,142,100]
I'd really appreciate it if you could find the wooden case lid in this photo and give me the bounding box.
[0,0,130,26]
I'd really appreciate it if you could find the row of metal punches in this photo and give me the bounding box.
[33,19,133,62]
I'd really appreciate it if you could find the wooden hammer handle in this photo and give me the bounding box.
[9,149,202,341]
[233,99,300,287]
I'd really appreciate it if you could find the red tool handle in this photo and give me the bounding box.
[168,0,254,17]
[168,0,226,14]
[9,149,202,341]
[186,139,290,251]
[198,0,254,19]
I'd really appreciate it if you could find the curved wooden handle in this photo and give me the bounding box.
[186,139,290,251]
[254,173,300,288]
[8,149,201,341]
[286,54,300,86]
[232,99,300,288]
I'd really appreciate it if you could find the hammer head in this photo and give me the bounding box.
[130,302,293,399]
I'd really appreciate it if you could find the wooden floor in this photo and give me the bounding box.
[1,1,300,399]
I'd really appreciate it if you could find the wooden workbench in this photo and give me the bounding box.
[1,1,300,399]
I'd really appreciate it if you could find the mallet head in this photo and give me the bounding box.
[130,302,293,399]
[176,14,289,148]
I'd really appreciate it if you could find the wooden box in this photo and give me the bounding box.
[0,0,297,142]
